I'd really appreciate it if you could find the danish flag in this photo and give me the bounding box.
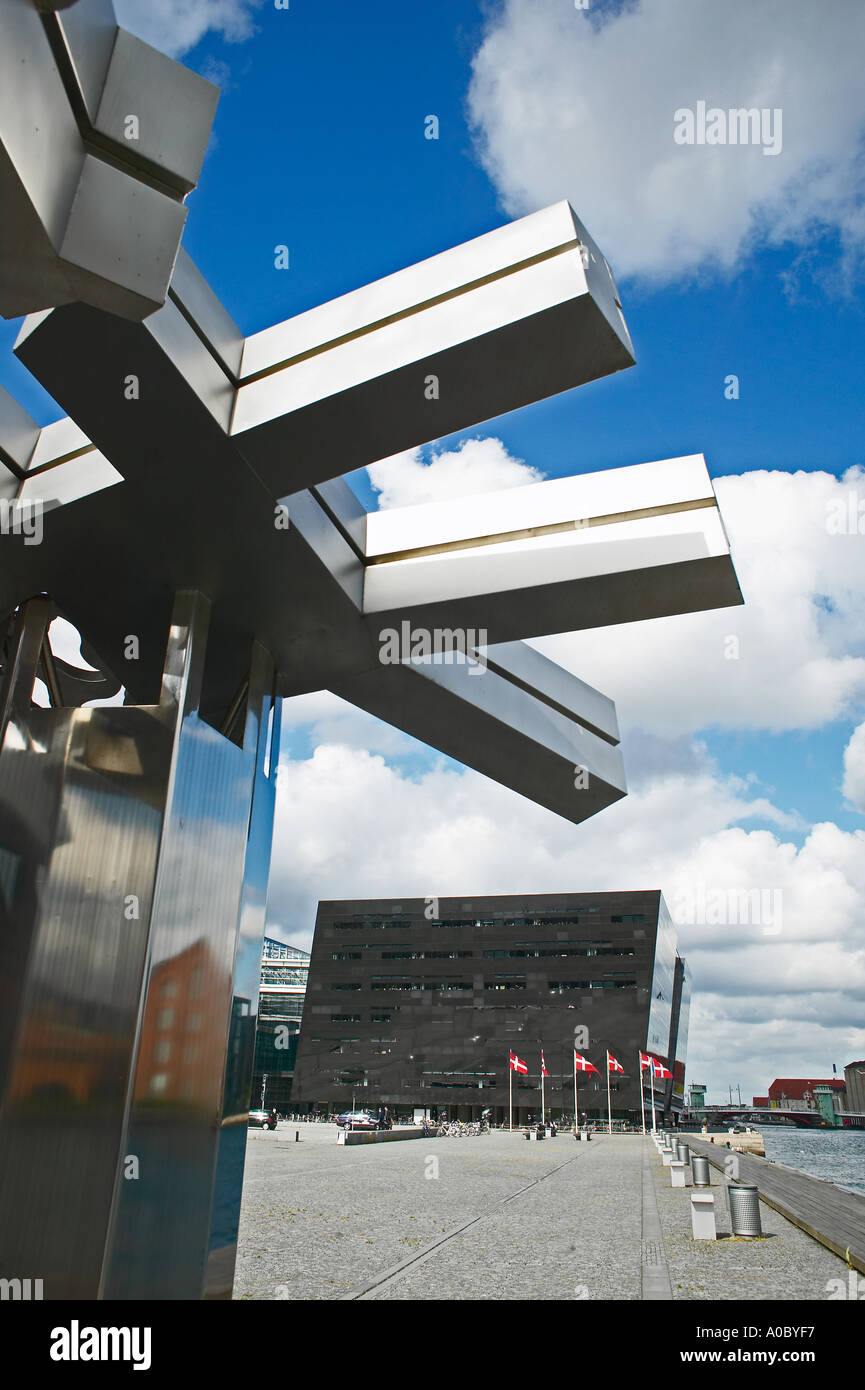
[541,1050,549,1078]
[509,1051,528,1075]
[652,1058,673,1079]
[574,1051,599,1075]
[607,1052,625,1073]
[639,1051,652,1070]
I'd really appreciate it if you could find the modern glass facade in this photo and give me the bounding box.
[251,939,309,1110]
[293,892,689,1124]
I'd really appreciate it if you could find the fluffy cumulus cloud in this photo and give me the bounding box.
[114,0,264,58]
[366,436,543,510]
[468,0,865,284]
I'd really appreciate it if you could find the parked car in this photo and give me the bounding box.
[248,1110,273,1128]
[335,1111,378,1130]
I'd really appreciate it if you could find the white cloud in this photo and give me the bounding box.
[367,436,544,510]
[842,722,865,813]
[468,0,865,284]
[114,0,263,58]
[534,467,865,734]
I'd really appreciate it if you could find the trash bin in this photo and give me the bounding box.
[691,1155,711,1187]
[728,1184,762,1237]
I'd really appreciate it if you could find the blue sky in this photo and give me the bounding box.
[5,0,865,1103]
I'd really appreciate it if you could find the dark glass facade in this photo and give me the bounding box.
[293,892,689,1123]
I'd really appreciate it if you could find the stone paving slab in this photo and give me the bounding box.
[234,1126,849,1301]
[236,1124,578,1300]
[360,1132,641,1301]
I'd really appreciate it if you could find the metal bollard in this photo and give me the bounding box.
[295,1130,299,1142]
[691,1155,711,1187]
[676,1142,689,1165]
[729,1184,762,1237]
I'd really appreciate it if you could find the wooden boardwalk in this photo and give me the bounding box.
[685,1135,865,1274]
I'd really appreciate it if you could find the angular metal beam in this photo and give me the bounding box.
[361,455,743,641]
[0,0,218,319]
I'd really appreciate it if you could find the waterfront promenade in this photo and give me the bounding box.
[235,1127,848,1300]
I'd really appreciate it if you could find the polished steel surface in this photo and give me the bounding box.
[0,0,218,319]
[0,593,278,1299]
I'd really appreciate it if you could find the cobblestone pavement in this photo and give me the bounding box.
[234,1126,848,1301]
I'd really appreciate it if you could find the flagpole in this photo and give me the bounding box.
[573,1054,578,1134]
[509,1058,513,1133]
[540,1052,545,1126]
[650,1063,656,1133]
[639,1055,646,1136]
[606,1052,612,1135]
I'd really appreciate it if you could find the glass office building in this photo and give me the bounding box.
[251,939,310,1111]
[293,892,689,1124]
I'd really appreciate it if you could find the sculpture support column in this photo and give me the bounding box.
[0,591,279,1299]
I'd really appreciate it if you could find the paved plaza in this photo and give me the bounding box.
[234,1127,846,1301]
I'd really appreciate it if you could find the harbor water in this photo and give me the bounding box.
[760,1125,865,1196]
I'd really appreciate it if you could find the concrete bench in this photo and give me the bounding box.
[337,1127,428,1146]
[691,1191,717,1240]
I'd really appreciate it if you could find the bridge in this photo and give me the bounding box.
[686,1106,865,1130]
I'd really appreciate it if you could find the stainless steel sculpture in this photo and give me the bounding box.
[0,1,743,1301]
[0,0,218,319]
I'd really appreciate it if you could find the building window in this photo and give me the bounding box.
[154,1040,172,1063]
[156,1008,174,1030]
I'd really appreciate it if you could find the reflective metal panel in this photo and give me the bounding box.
[646,895,677,1060]
[0,593,277,1300]
[0,601,173,1298]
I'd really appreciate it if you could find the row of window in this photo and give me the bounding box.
[330,1013,391,1023]
[331,946,637,961]
[330,912,646,932]
[330,979,638,993]
[261,967,309,984]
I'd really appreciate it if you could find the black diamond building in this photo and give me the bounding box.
[292,891,689,1125]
